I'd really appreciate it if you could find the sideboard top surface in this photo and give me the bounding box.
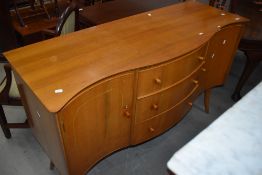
[4,1,248,112]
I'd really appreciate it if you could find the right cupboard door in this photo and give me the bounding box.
[203,24,244,89]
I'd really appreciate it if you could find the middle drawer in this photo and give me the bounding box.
[135,69,202,124]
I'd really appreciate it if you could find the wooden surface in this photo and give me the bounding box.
[4,1,248,113]
[203,24,244,89]
[58,72,134,175]
[14,73,68,175]
[79,0,178,26]
[4,2,248,174]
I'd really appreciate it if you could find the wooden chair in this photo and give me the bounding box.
[42,1,79,37]
[11,0,53,27]
[209,0,227,10]
[0,62,29,139]
[180,0,227,10]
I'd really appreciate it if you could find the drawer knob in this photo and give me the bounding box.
[192,80,199,84]
[154,78,162,84]
[124,111,131,118]
[188,102,193,107]
[198,56,204,61]
[151,104,159,110]
[201,68,206,72]
[149,127,155,132]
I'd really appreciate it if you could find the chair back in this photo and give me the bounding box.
[56,2,78,35]
[60,11,75,35]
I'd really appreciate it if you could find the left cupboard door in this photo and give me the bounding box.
[58,72,135,175]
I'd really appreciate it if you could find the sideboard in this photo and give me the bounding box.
[4,2,248,175]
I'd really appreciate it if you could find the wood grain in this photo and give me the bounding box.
[203,25,244,89]
[137,45,206,97]
[14,72,69,175]
[4,2,248,174]
[4,1,248,112]
[58,72,134,175]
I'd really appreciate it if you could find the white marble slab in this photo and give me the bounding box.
[167,81,262,175]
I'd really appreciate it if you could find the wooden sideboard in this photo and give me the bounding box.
[4,2,248,175]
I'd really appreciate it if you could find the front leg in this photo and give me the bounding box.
[204,89,211,113]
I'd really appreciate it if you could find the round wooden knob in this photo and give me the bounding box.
[154,78,162,84]
[124,111,131,118]
[151,104,159,110]
[192,80,199,84]
[201,68,206,72]
[149,127,155,132]
[188,102,193,107]
[198,56,204,61]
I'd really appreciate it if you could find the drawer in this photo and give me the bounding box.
[135,69,202,124]
[132,83,201,145]
[137,45,207,97]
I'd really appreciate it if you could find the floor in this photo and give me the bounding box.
[1,3,262,175]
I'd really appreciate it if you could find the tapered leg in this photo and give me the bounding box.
[0,106,11,139]
[50,161,55,170]
[204,89,211,113]
[231,52,261,102]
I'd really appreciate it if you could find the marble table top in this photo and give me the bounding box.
[167,81,262,175]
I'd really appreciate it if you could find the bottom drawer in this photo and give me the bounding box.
[131,85,201,145]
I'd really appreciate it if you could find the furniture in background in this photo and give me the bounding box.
[0,64,29,139]
[0,0,17,58]
[231,0,262,101]
[209,0,227,9]
[4,2,248,175]
[0,0,29,139]
[10,4,58,45]
[167,81,262,175]
[42,1,79,37]
[79,0,178,26]
[84,0,111,5]
[10,0,57,27]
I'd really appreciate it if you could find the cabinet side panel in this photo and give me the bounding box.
[14,72,69,175]
[58,72,134,175]
[204,24,245,89]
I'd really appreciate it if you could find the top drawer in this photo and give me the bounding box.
[137,45,207,97]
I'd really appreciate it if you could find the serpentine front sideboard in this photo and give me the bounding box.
[4,2,248,175]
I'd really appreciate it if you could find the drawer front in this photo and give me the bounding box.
[132,83,201,145]
[135,69,203,124]
[137,45,207,97]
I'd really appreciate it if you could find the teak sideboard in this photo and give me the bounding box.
[4,2,248,175]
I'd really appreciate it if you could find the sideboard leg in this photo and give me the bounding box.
[204,89,211,113]
[50,161,55,170]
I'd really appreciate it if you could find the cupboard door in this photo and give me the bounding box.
[204,24,244,89]
[58,73,134,175]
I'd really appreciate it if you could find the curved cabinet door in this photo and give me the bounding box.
[204,24,244,89]
[58,73,134,175]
